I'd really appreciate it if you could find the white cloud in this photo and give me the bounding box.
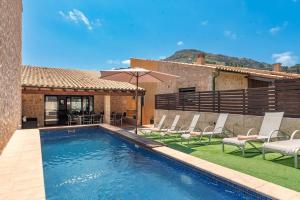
[201,20,208,26]
[224,30,237,40]
[106,59,120,65]
[177,41,184,46]
[158,56,167,60]
[272,52,298,66]
[121,59,130,65]
[269,26,281,35]
[59,9,101,30]
[269,21,288,35]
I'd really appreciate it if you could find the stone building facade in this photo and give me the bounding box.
[131,58,247,124]
[21,65,143,127]
[0,0,22,152]
[131,58,300,125]
[22,94,135,127]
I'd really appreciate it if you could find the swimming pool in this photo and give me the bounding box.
[41,128,270,200]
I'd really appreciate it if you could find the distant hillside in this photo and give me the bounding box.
[164,49,300,73]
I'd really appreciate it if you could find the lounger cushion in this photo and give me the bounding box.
[263,139,300,155]
[223,137,247,146]
[181,134,191,139]
[223,136,269,146]
[139,127,159,132]
[202,131,215,136]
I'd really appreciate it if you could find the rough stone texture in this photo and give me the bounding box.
[22,94,44,127]
[155,110,300,138]
[131,58,251,125]
[0,0,22,153]
[104,95,111,124]
[94,95,104,113]
[21,94,136,127]
[156,61,214,93]
[215,72,248,90]
[131,58,215,124]
[95,95,136,114]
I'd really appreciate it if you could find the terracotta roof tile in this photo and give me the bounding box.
[21,65,143,91]
[132,58,300,80]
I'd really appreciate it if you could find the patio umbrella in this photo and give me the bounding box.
[100,67,179,134]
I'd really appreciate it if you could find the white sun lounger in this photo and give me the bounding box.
[181,113,229,143]
[160,115,180,136]
[222,112,284,156]
[139,115,166,134]
[262,130,300,168]
[159,113,200,143]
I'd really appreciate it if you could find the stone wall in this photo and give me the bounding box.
[155,109,300,138]
[22,94,44,127]
[215,72,248,90]
[156,61,214,93]
[21,94,136,127]
[0,0,22,153]
[94,95,104,113]
[131,58,215,124]
[94,95,135,113]
[131,58,253,125]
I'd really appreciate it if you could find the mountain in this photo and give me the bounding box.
[164,49,300,73]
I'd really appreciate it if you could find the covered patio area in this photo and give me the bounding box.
[21,65,145,128]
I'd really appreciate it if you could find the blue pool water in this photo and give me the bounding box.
[41,128,269,200]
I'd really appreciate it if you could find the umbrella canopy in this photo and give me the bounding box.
[100,67,179,83]
[100,67,179,134]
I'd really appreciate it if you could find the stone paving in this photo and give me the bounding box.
[0,129,45,200]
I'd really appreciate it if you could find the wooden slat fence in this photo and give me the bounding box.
[275,79,300,118]
[155,79,300,118]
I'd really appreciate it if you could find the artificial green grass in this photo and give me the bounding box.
[143,133,300,192]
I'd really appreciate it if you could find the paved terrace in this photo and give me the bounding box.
[0,125,300,200]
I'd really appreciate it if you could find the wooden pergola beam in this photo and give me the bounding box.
[22,87,145,96]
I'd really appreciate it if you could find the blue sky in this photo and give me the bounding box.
[23,0,300,70]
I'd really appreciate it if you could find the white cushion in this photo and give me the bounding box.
[202,131,214,136]
[181,134,191,139]
[263,139,300,155]
[223,137,247,146]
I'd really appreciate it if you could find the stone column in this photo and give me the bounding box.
[104,95,111,124]
[137,96,142,125]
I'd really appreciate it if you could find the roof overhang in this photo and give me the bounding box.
[247,75,275,82]
[22,86,145,96]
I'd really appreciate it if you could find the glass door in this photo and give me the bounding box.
[45,96,58,126]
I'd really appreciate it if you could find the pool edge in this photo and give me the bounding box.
[2,125,299,200]
[0,129,46,199]
[99,124,300,200]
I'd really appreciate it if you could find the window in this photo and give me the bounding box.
[45,95,94,126]
[71,97,82,113]
[179,87,196,93]
[45,96,58,125]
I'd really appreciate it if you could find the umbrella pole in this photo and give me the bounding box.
[135,74,139,134]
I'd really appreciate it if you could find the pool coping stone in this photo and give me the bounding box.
[101,124,300,200]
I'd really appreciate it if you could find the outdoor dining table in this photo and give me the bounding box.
[75,114,97,125]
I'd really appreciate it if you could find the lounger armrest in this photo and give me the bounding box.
[267,130,280,142]
[246,128,257,136]
[291,130,300,140]
[203,126,214,132]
